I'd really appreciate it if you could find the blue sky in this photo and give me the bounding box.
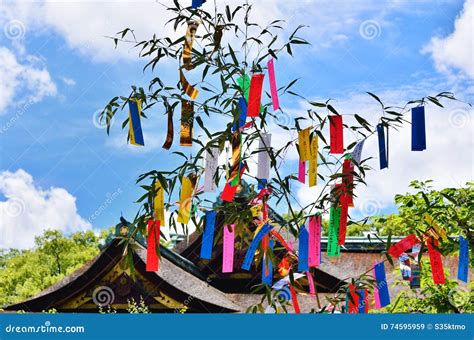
[0,0,472,249]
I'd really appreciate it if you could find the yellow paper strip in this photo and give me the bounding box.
[424,214,447,240]
[298,127,311,161]
[154,180,165,226]
[180,70,199,100]
[183,19,199,70]
[309,135,318,187]
[180,100,194,146]
[177,176,194,224]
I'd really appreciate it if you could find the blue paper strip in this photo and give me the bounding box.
[129,100,144,146]
[298,226,309,272]
[262,239,274,285]
[374,261,390,307]
[242,224,273,270]
[358,290,366,314]
[377,123,388,169]
[200,210,216,259]
[233,97,248,132]
[191,0,205,8]
[458,235,469,282]
[257,178,267,190]
[411,106,426,151]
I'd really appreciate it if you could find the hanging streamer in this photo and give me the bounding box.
[298,127,311,161]
[427,237,445,284]
[203,147,219,192]
[222,224,235,273]
[410,263,421,289]
[347,283,359,314]
[234,97,248,131]
[146,220,160,272]
[221,165,245,202]
[358,289,369,314]
[298,226,309,272]
[180,69,199,100]
[180,100,194,146]
[342,157,354,206]
[247,74,264,117]
[309,135,318,187]
[262,239,274,285]
[267,58,280,110]
[153,180,165,226]
[177,175,194,224]
[399,253,411,280]
[338,195,349,246]
[329,115,344,154]
[289,285,301,314]
[374,261,390,308]
[200,210,217,260]
[306,271,316,296]
[230,131,242,185]
[298,160,306,184]
[351,139,365,164]
[458,235,469,282]
[411,106,426,151]
[327,207,341,257]
[242,224,273,270]
[191,0,205,8]
[257,133,271,180]
[128,99,144,146]
[387,234,419,258]
[183,20,199,69]
[377,123,388,169]
[162,105,174,150]
[308,215,321,267]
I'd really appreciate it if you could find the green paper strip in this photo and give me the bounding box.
[237,74,263,113]
[327,206,341,257]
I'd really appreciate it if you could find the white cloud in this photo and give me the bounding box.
[423,0,474,79]
[0,169,92,249]
[0,47,57,114]
[61,77,76,86]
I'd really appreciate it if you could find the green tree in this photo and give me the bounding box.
[0,229,107,306]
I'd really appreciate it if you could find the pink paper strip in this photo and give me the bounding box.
[267,58,280,110]
[308,215,321,267]
[222,224,235,273]
[298,160,306,183]
[306,271,316,296]
[373,265,381,309]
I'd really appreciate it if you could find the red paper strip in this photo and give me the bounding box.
[221,182,238,202]
[306,271,316,296]
[348,283,359,314]
[342,158,354,206]
[387,234,419,258]
[146,220,160,272]
[270,230,293,254]
[329,115,344,154]
[247,74,264,117]
[427,237,445,284]
[338,196,349,245]
[289,285,301,314]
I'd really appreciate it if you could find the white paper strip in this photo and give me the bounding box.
[257,133,271,180]
[204,147,219,192]
[351,139,365,164]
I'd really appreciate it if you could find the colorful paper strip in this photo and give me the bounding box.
[200,210,217,260]
[267,58,280,110]
[146,220,160,272]
[351,139,365,164]
[289,285,301,314]
[262,239,274,285]
[327,207,341,257]
[309,135,318,187]
[411,106,426,151]
[180,69,199,99]
[180,100,194,146]
[257,133,271,180]
[128,100,144,146]
[308,215,321,267]
[329,115,344,154]
[374,261,390,308]
[203,147,219,192]
[183,20,199,69]
[298,127,311,161]
[458,235,469,282]
[377,123,388,169]
[222,224,235,273]
[247,74,264,117]
[387,234,419,258]
[298,160,306,184]
[177,175,194,224]
[242,224,273,270]
[427,237,445,284]
[298,226,309,272]
[153,180,165,226]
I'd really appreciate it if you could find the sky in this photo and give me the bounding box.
[0,0,472,249]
